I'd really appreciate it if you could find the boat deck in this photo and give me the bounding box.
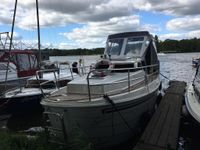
[133,81,186,150]
[44,78,150,103]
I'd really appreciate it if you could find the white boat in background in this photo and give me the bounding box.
[192,57,200,68]
[0,62,79,114]
[186,65,200,123]
[41,31,161,148]
[158,52,166,56]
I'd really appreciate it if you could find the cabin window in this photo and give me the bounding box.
[106,39,123,56]
[17,54,30,71]
[124,37,144,56]
[30,54,38,69]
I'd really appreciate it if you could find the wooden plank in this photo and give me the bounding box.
[134,142,164,150]
[140,96,168,142]
[157,94,180,147]
[148,102,170,145]
[166,81,186,95]
[133,81,186,150]
[167,95,183,149]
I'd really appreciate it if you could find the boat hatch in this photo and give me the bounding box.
[26,79,56,89]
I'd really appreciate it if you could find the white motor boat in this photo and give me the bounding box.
[0,62,79,114]
[41,31,161,148]
[186,65,200,123]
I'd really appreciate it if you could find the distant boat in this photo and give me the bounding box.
[0,50,39,85]
[192,57,200,67]
[41,31,161,148]
[158,52,166,56]
[186,64,200,123]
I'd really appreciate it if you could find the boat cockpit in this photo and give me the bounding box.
[91,31,159,76]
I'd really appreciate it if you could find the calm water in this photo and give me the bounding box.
[50,53,198,83]
[1,53,200,149]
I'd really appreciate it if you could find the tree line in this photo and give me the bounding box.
[155,36,200,53]
[40,37,200,56]
[41,48,104,56]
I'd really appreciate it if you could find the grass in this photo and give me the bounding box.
[0,130,63,150]
[0,128,94,150]
[67,127,94,150]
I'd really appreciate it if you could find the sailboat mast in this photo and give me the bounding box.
[36,0,41,68]
[4,0,18,91]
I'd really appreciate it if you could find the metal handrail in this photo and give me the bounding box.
[86,64,159,101]
[36,69,59,96]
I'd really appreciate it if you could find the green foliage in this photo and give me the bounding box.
[0,130,66,150]
[39,37,200,55]
[0,127,95,150]
[158,38,200,53]
[46,48,104,56]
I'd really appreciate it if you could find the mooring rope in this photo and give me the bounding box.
[103,94,134,133]
[160,72,170,81]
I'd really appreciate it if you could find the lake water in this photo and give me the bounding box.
[50,52,198,84]
[1,52,200,149]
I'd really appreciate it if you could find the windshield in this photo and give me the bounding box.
[124,37,144,56]
[106,38,124,56]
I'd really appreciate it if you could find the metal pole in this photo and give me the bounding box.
[87,72,91,101]
[4,0,18,91]
[36,0,41,68]
[128,70,130,92]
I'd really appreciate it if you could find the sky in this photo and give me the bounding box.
[0,0,200,49]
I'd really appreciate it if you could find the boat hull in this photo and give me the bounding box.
[186,84,200,124]
[0,94,43,114]
[43,89,159,148]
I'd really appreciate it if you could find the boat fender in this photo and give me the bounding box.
[134,62,138,68]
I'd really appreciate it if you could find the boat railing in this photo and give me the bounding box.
[0,75,32,97]
[86,64,159,101]
[35,67,75,95]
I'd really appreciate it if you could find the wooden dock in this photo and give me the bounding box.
[134,81,186,150]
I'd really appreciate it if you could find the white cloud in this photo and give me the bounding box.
[159,30,200,41]
[159,33,185,40]
[133,0,200,16]
[166,16,200,31]
[1,0,200,48]
[1,0,200,29]
[58,42,78,49]
[0,0,137,29]
[60,15,159,48]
